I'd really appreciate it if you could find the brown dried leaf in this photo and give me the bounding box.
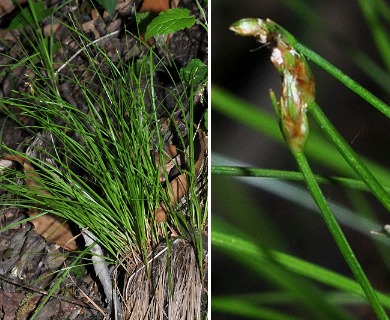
[3,155,78,251]
[81,21,100,39]
[139,0,170,13]
[0,291,25,320]
[155,129,207,222]
[0,0,27,18]
[155,173,188,223]
[116,0,134,16]
[42,22,60,37]
[28,208,78,251]
[16,293,40,320]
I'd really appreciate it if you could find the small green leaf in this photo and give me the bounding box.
[145,8,195,40]
[71,264,86,279]
[8,1,54,30]
[180,59,207,86]
[134,55,151,76]
[95,0,117,18]
[136,12,151,26]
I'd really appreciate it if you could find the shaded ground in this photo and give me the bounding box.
[0,0,207,318]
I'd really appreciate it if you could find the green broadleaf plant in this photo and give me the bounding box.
[145,8,196,40]
[8,0,54,30]
[180,58,208,86]
[95,0,117,18]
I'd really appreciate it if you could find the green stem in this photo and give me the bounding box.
[211,165,390,193]
[294,42,390,120]
[212,226,390,309]
[293,151,388,319]
[309,102,390,213]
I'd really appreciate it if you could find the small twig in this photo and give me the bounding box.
[55,30,120,75]
[0,274,90,309]
[67,271,109,320]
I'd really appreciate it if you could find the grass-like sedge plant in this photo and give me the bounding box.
[229,18,387,318]
[0,4,207,317]
[211,11,390,320]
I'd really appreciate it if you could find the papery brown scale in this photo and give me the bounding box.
[292,58,315,102]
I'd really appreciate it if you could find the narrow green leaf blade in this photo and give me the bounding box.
[145,8,195,40]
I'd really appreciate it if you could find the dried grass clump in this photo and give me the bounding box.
[122,239,205,320]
